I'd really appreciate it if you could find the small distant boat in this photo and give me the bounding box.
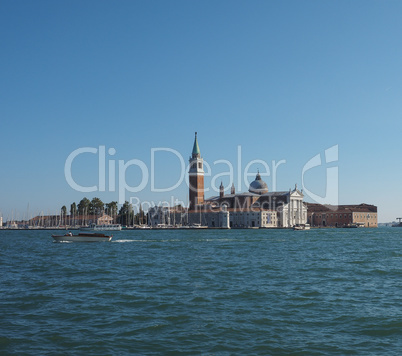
[189,223,208,229]
[52,232,112,242]
[81,223,122,231]
[293,224,310,230]
[344,224,358,228]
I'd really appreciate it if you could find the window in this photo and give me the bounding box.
[198,162,202,169]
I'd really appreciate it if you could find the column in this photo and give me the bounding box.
[291,199,294,226]
[297,200,299,224]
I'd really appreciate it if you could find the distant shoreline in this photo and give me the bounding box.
[0,226,385,231]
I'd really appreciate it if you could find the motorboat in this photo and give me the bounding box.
[189,223,208,229]
[52,232,112,242]
[293,224,310,230]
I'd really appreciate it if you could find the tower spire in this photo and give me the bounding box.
[192,131,201,157]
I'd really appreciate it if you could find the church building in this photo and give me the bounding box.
[149,133,307,228]
[148,133,378,229]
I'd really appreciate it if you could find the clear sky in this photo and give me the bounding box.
[1,0,401,222]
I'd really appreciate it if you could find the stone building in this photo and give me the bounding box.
[306,203,378,227]
[97,213,114,225]
[148,133,307,228]
[199,176,307,228]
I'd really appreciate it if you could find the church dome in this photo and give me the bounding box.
[249,172,268,194]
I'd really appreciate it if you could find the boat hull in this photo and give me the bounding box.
[52,233,112,242]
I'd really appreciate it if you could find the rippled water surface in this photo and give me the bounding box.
[1,228,401,355]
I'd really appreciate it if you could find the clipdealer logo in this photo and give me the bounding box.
[64,144,339,205]
[302,145,339,206]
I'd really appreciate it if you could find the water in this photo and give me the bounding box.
[0,228,401,355]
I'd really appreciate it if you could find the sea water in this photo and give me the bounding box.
[0,228,401,355]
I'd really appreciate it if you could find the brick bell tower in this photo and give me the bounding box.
[189,132,204,211]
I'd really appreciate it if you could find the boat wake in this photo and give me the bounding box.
[112,239,145,243]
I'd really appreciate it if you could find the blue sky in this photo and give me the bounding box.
[1,0,401,222]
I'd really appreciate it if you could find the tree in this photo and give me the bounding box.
[106,201,118,219]
[78,197,91,215]
[61,206,67,226]
[117,201,133,226]
[139,204,144,225]
[89,197,104,215]
[70,202,77,226]
[70,202,77,216]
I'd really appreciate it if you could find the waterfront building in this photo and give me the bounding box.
[306,203,378,228]
[148,133,307,228]
[194,178,307,228]
[97,213,114,225]
[187,132,307,228]
[148,133,377,229]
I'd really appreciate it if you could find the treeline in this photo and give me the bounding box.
[60,197,146,226]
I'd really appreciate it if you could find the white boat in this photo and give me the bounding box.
[81,223,122,231]
[189,223,208,229]
[293,224,310,230]
[52,232,112,242]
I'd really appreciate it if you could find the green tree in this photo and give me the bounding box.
[78,197,91,215]
[139,204,144,225]
[70,202,77,216]
[89,197,104,215]
[117,201,134,226]
[70,202,77,226]
[61,206,67,225]
[106,201,118,217]
[106,201,118,223]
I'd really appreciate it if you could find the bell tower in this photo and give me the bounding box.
[189,132,204,210]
